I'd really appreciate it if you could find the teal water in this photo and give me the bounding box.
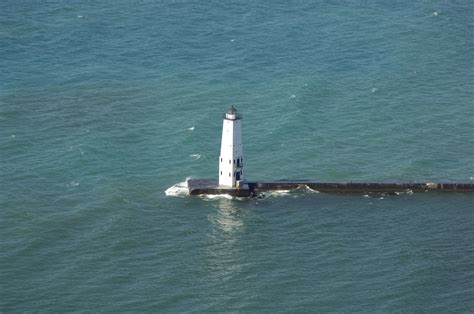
[1,1,473,312]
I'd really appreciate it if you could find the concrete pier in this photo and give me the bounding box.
[187,179,474,197]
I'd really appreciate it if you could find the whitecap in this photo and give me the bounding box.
[187,126,195,131]
[189,154,201,160]
[77,15,84,18]
[371,87,378,93]
[261,190,291,198]
[165,181,189,197]
[431,11,439,16]
[200,194,234,200]
[290,94,296,99]
[304,185,320,193]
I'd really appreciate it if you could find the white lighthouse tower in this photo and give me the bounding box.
[219,105,244,187]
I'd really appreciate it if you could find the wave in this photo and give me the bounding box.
[199,194,234,200]
[304,185,320,193]
[258,190,291,198]
[165,181,189,197]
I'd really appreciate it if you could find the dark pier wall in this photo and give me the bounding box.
[187,179,474,197]
[250,181,474,193]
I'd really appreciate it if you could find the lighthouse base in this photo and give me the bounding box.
[187,179,474,197]
[187,179,252,197]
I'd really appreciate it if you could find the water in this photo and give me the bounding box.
[1,1,473,311]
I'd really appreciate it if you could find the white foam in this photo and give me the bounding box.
[431,11,439,16]
[290,94,296,99]
[165,181,189,197]
[200,193,234,200]
[187,126,195,131]
[371,87,378,93]
[261,190,291,198]
[304,185,320,193]
[189,154,201,160]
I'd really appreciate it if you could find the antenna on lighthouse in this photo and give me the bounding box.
[218,105,244,187]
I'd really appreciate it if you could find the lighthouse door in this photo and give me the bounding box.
[236,172,241,181]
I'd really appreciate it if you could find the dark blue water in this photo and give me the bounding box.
[1,1,473,311]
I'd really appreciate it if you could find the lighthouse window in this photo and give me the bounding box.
[229,173,231,177]
[229,160,231,164]
[233,159,235,164]
[220,158,222,162]
[220,171,222,175]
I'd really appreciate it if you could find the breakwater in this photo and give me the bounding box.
[187,179,474,197]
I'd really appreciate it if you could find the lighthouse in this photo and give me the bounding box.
[185,106,474,197]
[218,105,244,187]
